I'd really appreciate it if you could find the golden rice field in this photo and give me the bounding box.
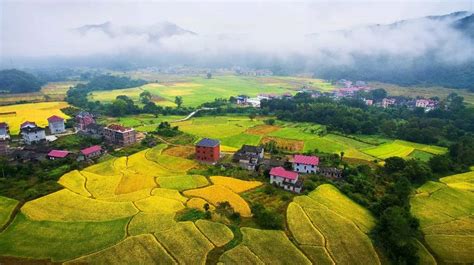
[0,101,70,134]
[209,176,262,193]
[127,212,176,236]
[411,171,474,264]
[65,234,177,265]
[195,219,234,247]
[289,184,380,265]
[183,185,252,217]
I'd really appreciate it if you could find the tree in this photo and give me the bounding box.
[109,99,128,117]
[264,119,275,125]
[374,206,419,265]
[428,154,452,174]
[248,112,257,121]
[369,88,387,101]
[251,203,283,229]
[175,96,183,108]
[206,73,212,79]
[384,157,406,174]
[139,91,152,104]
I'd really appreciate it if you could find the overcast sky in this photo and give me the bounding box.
[1,0,473,59]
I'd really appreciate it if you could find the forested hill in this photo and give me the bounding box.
[0,69,45,93]
[79,74,147,91]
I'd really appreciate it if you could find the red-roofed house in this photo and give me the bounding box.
[80,145,102,160]
[292,154,319,173]
[20,121,37,129]
[269,166,302,193]
[47,150,70,160]
[48,115,66,134]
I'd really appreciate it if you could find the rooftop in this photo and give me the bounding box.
[270,166,299,180]
[20,126,44,133]
[106,124,133,132]
[48,115,64,122]
[81,145,102,156]
[0,122,8,129]
[293,154,319,166]
[20,121,36,128]
[48,150,70,158]
[196,138,220,147]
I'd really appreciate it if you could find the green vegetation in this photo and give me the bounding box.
[0,69,44,93]
[0,196,18,228]
[0,213,129,262]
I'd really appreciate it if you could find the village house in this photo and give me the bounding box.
[382,98,396,108]
[232,145,264,170]
[236,95,248,105]
[47,115,66,134]
[415,98,438,112]
[195,138,220,164]
[47,150,70,160]
[21,125,46,145]
[79,145,102,160]
[269,166,303,193]
[104,124,137,146]
[319,167,343,178]
[364,99,374,106]
[85,123,104,137]
[0,122,10,140]
[292,154,319,173]
[20,121,37,130]
[76,111,95,131]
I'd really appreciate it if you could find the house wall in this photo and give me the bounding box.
[270,175,297,187]
[293,163,317,173]
[196,145,220,163]
[22,130,46,144]
[49,121,65,134]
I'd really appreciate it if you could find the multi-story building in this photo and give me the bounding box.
[104,124,137,146]
[48,115,66,134]
[195,138,220,164]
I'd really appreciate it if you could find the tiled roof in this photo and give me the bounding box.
[20,126,44,133]
[81,145,102,156]
[106,124,133,132]
[196,138,220,147]
[48,115,64,122]
[293,155,319,166]
[48,150,69,158]
[270,167,298,180]
[20,121,36,128]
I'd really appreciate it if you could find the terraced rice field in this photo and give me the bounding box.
[0,101,70,134]
[411,171,474,264]
[0,196,18,228]
[361,140,447,160]
[288,184,380,265]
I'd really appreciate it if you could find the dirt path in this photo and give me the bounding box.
[172,107,215,122]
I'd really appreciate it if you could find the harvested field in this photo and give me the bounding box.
[261,136,304,152]
[245,125,281,135]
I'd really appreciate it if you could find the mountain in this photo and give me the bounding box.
[74,21,196,42]
[307,11,474,91]
[0,69,44,93]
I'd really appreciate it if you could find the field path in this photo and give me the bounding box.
[172,108,215,122]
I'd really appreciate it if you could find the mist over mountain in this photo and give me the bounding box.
[1,4,473,89]
[74,21,196,42]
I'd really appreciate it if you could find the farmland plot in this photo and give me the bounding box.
[411,173,474,264]
[289,184,380,265]
[209,176,262,193]
[0,213,129,262]
[0,196,18,228]
[156,175,209,191]
[66,234,176,265]
[154,222,214,265]
[195,220,234,247]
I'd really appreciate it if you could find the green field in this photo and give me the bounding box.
[411,171,474,264]
[88,75,337,107]
[0,196,18,228]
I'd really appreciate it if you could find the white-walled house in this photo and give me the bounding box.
[269,166,302,193]
[48,115,66,134]
[0,122,10,140]
[292,154,319,173]
[21,126,46,144]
